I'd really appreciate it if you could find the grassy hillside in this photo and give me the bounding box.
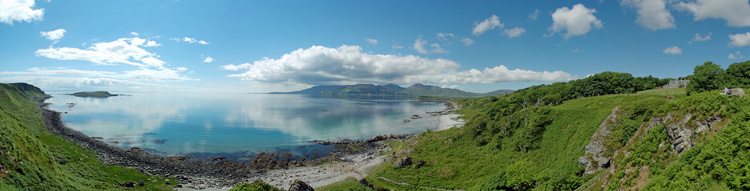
[0,83,175,190]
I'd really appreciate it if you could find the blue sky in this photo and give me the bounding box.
[1,0,750,93]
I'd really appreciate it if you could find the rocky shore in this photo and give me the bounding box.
[38,100,465,190]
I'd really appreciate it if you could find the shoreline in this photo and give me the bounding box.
[39,100,465,190]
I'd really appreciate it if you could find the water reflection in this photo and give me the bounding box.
[45,92,444,156]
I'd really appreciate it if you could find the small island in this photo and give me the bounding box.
[69,91,119,98]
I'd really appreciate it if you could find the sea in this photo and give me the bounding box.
[43,92,445,159]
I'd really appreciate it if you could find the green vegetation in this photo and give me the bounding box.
[71,91,117,98]
[0,83,175,190]
[319,64,750,190]
[316,177,373,191]
[686,60,750,95]
[230,180,283,191]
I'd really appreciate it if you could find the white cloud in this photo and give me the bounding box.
[622,0,675,30]
[689,32,711,43]
[413,38,428,54]
[392,44,403,49]
[550,4,603,39]
[437,33,455,40]
[728,51,744,59]
[35,37,165,67]
[572,49,581,53]
[144,40,161,47]
[677,0,750,27]
[204,56,213,63]
[529,9,541,20]
[461,38,474,46]
[220,45,577,85]
[413,38,448,54]
[662,46,682,54]
[1,67,194,82]
[40,28,66,41]
[729,32,750,47]
[131,32,139,36]
[504,27,526,38]
[366,38,378,45]
[430,43,448,54]
[171,37,210,45]
[472,15,503,36]
[0,0,44,25]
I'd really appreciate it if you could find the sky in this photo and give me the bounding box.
[1,0,750,93]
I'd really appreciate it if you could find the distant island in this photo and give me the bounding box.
[69,91,120,98]
[270,83,514,97]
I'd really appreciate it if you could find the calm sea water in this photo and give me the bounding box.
[44,93,445,157]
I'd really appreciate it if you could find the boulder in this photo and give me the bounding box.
[122,181,136,187]
[288,179,314,191]
[730,88,745,96]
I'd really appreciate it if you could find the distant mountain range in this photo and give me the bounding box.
[270,84,514,97]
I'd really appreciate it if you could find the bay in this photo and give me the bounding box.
[44,92,445,157]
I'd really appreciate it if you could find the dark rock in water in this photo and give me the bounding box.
[91,137,103,139]
[212,156,226,161]
[122,181,136,187]
[288,179,314,191]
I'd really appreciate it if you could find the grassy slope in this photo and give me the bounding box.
[365,93,670,190]
[0,84,176,190]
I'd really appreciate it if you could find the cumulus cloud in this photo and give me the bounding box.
[621,0,675,30]
[729,51,744,59]
[689,32,711,44]
[461,38,474,46]
[170,37,210,45]
[220,45,576,85]
[677,0,750,27]
[35,37,165,67]
[204,56,213,63]
[131,32,139,36]
[473,15,503,36]
[729,32,750,47]
[662,46,682,54]
[0,0,44,25]
[40,28,66,41]
[504,27,526,38]
[550,4,603,39]
[413,38,428,54]
[529,9,541,20]
[366,38,378,45]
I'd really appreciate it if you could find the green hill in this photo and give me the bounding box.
[0,83,175,190]
[320,65,750,190]
[70,91,117,98]
[277,83,514,97]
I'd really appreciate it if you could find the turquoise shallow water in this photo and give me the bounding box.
[44,92,445,157]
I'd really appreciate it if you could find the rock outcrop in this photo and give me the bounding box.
[658,112,722,155]
[288,179,314,191]
[579,107,621,175]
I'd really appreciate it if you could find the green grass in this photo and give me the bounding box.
[635,88,686,95]
[316,177,373,191]
[0,83,175,190]
[366,93,669,190]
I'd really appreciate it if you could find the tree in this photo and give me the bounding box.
[686,62,725,95]
[725,61,750,88]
